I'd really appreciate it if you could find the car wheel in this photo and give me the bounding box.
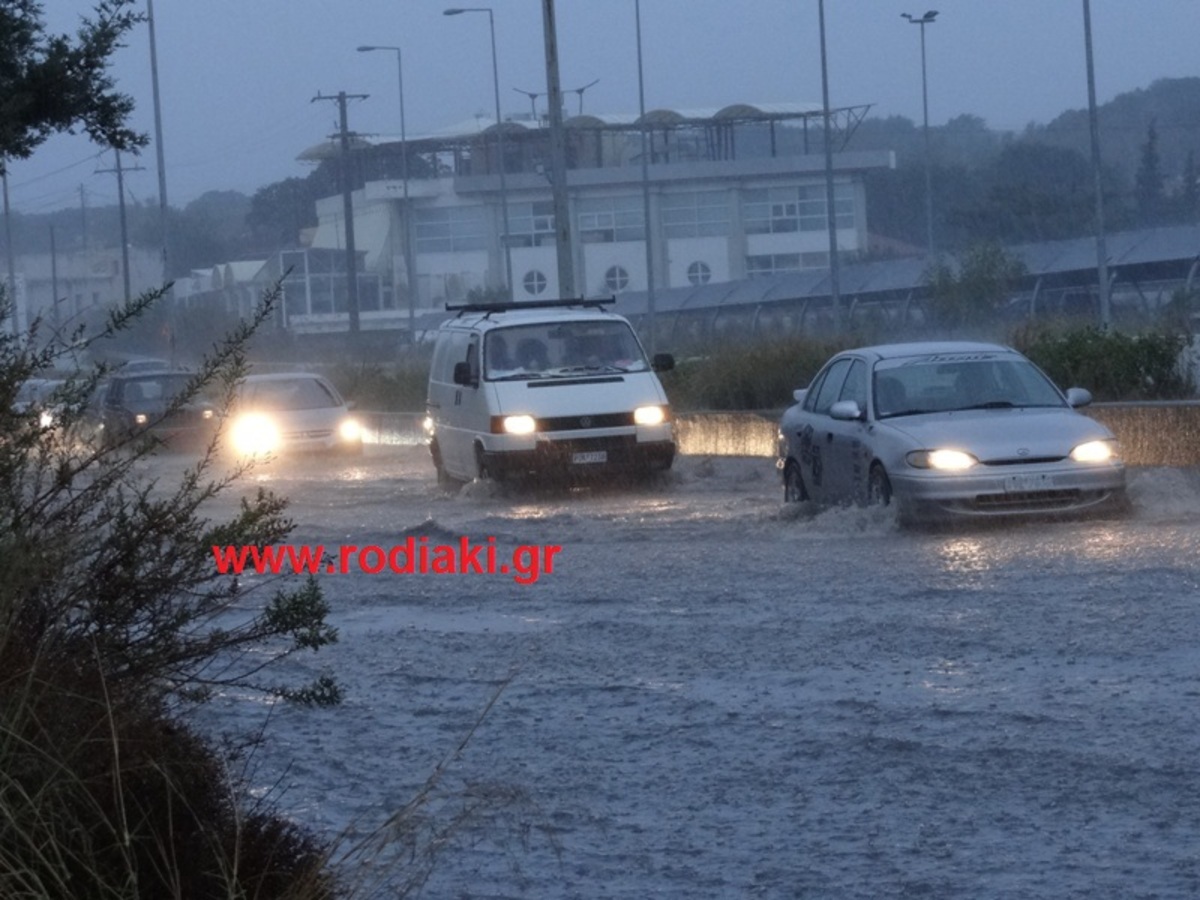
[783,460,808,503]
[867,463,892,507]
[473,443,504,483]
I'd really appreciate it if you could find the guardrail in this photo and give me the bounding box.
[359,404,1200,468]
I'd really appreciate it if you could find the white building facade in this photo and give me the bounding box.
[303,103,894,335]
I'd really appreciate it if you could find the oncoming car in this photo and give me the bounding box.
[777,342,1128,523]
[85,370,216,449]
[228,373,362,457]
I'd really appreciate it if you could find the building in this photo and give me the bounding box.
[302,101,893,336]
[8,245,162,335]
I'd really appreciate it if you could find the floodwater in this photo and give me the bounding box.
[186,446,1200,899]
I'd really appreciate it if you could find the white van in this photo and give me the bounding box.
[425,299,676,483]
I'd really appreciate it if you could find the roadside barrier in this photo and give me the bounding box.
[357,403,1200,467]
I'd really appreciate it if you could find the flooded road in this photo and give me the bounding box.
[188,446,1200,898]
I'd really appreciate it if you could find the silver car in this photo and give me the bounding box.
[777,341,1127,522]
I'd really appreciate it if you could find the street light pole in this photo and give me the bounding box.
[635,0,656,355]
[1082,0,1111,329]
[818,0,842,332]
[444,8,513,298]
[902,10,938,258]
[358,44,418,341]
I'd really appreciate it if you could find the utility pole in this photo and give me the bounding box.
[2,167,16,334]
[1082,0,1111,329]
[313,91,368,334]
[96,149,144,303]
[50,226,60,329]
[541,0,575,298]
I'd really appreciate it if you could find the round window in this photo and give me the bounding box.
[604,265,630,293]
[523,270,548,295]
[687,261,712,285]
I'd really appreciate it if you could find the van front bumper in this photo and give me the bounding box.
[481,433,675,480]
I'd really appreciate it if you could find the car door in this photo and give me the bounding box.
[795,357,852,503]
[823,358,871,502]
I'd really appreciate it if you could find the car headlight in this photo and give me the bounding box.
[230,413,279,456]
[906,449,979,470]
[501,414,537,435]
[634,405,667,426]
[1070,439,1118,463]
[134,413,148,426]
[39,410,54,428]
[339,417,362,442]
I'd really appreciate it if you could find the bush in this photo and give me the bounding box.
[660,335,848,411]
[1013,324,1195,400]
[0,285,343,897]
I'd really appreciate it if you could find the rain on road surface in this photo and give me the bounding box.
[186,445,1200,899]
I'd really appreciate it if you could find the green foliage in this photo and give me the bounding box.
[925,241,1027,330]
[661,335,848,411]
[1013,324,1195,401]
[0,281,345,896]
[0,0,145,164]
[331,352,432,412]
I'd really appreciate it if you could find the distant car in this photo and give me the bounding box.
[227,373,362,457]
[14,378,65,427]
[85,370,216,449]
[777,341,1128,523]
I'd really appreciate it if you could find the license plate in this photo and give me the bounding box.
[572,450,607,465]
[1005,473,1053,493]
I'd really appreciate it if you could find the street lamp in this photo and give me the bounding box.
[444,7,513,298]
[902,9,938,258]
[818,0,842,331]
[1082,0,1111,329]
[635,0,656,354]
[358,44,418,341]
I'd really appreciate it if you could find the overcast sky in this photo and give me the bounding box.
[10,1,1200,214]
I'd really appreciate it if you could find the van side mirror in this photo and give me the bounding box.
[453,361,476,387]
[651,352,675,373]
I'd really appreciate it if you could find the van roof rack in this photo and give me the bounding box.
[446,296,616,317]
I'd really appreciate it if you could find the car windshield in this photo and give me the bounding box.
[873,354,1066,419]
[118,373,198,406]
[240,378,340,411]
[484,321,649,380]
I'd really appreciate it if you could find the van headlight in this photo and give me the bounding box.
[502,414,537,435]
[634,405,667,426]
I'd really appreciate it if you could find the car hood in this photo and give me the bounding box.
[881,407,1114,459]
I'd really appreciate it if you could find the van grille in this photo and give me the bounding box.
[537,412,634,432]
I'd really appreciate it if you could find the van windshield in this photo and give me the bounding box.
[484,321,649,380]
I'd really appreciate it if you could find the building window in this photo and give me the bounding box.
[662,191,730,239]
[746,254,801,278]
[578,196,644,243]
[687,261,712,285]
[523,270,548,295]
[604,265,630,292]
[508,201,556,248]
[743,184,854,235]
[415,206,487,253]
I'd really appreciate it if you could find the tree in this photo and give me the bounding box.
[0,0,145,168]
[1135,119,1166,224]
[925,241,1027,331]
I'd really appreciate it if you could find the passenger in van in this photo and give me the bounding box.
[516,338,551,373]
[485,334,518,379]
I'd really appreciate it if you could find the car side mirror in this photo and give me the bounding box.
[1065,387,1092,408]
[793,388,808,404]
[452,361,476,387]
[651,352,675,372]
[345,400,357,411]
[829,400,864,421]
